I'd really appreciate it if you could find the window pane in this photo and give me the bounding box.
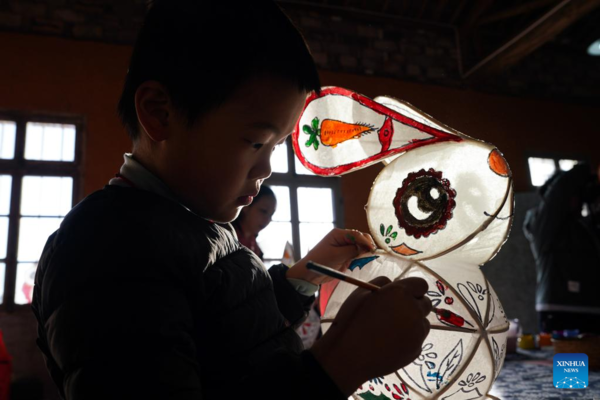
[295,157,316,176]
[271,141,288,173]
[0,263,4,304]
[0,217,8,259]
[270,185,291,222]
[257,221,292,260]
[21,176,73,216]
[25,122,76,161]
[0,175,11,215]
[0,121,16,160]
[15,262,37,305]
[300,222,334,257]
[528,157,556,187]
[17,217,62,262]
[298,187,334,222]
[559,159,579,171]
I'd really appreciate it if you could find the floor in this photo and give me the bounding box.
[489,348,600,399]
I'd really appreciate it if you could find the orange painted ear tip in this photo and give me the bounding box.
[391,243,422,256]
[488,149,511,177]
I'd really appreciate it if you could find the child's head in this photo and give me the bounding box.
[118,0,319,141]
[117,1,320,222]
[236,185,277,237]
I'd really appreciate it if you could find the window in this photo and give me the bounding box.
[258,138,343,267]
[527,156,583,187]
[0,113,83,310]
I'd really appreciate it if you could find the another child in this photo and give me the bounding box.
[32,2,432,399]
[232,185,277,260]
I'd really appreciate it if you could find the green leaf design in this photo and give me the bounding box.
[391,232,398,239]
[303,125,314,135]
[385,238,391,244]
[380,224,385,236]
[311,117,319,132]
[303,118,321,150]
[386,225,393,236]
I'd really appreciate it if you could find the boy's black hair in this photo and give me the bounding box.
[118,0,321,141]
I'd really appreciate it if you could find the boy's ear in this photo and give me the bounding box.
[135,81,172,142]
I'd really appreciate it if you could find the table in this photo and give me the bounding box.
[489,347,600,399]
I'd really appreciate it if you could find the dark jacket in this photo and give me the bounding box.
[32,185,344,399]
[523,163,600,313]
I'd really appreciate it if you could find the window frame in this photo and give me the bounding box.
[264,137,344,264]
[0,110,85,312]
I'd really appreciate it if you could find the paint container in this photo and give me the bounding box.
[518,334,536,350]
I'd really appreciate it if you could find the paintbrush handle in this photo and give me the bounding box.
[307,261,381,291]
[307,261,439,314]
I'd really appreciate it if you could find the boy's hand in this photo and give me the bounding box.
[286,228,376,285]
[310,276,432,396]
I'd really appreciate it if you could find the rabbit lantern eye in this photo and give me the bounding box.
[394,169,456,239]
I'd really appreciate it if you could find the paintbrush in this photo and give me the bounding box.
[306,260,441,315]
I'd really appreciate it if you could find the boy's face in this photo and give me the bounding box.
[159,77,307,223]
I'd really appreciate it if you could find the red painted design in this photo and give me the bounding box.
[319,280,340,315]
[436,308,466,327]
[378,116,394,153]
[292,87,462,176]
[436,280,445,295]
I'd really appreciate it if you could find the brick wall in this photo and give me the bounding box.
[0,0,598,104]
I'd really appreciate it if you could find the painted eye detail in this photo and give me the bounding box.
[393,168,456,239]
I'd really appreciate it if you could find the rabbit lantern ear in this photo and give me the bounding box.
[291,87,463,176]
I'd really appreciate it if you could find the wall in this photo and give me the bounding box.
[0,32,132,196]
[0,31,599,398]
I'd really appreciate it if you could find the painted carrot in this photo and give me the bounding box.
[320,119,374,147]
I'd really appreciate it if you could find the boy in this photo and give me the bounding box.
[32,1,432,399]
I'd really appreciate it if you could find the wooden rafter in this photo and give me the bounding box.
[464,0,600,79]
[478,0,560,25]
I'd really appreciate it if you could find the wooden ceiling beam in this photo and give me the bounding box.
[478,0,560,25]
[464,0,600,79]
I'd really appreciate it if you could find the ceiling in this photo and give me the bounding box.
[278,0,600,95]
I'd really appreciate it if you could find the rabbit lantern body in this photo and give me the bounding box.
[293,87,513,400]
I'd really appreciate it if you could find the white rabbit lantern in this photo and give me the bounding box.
[292,87,512,400]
